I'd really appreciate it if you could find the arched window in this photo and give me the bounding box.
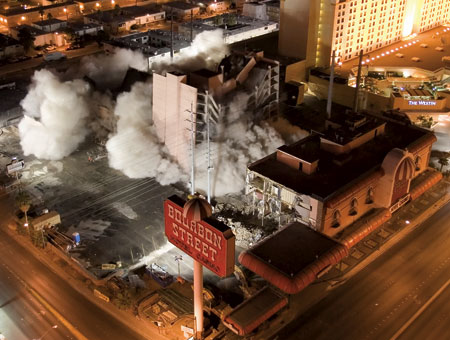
[332,210,341,228]
[349,198,358,216]
[366,187,374,204]
[415,156,421,171]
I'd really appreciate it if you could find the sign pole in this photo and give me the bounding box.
[190,103,195,196]
[194,260,203,339]
[164,196,236,340]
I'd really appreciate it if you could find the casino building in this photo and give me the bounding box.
[279,0,450,67]
[245,111,442,238]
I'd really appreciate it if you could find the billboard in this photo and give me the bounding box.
[164,195,235,277]
[6,159,25,175]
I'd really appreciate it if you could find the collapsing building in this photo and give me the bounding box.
[152,51,280,171]
[245,111,441,237]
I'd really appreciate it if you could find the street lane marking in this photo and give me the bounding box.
[1,262,89,340]
[390,278,450,340]
[27,287,89,340]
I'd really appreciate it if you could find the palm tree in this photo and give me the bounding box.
[438,157,449,172]
[15,191,31,236]
[38,7,45,23]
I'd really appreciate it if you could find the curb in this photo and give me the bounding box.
[340,189,450,282]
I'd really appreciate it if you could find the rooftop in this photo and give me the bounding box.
[249,222,342,276]
[68,22,103,31]
[108,29,190,57]
[277,135,321,163]
[179,14,278,39]
[10,24,48,36]
[162,1,199,11]
[115,5,164,17]
[32,18,65,27]
[224,286,287,336]
[1,2,74,16]
[238,221,348,294]
[85,11,132,24]
[249,114,431,200]
[0,32,20,47]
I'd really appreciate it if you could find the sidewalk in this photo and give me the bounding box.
[254,178,450,340]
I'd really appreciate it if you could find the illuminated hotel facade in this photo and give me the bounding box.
[279,0,450,67]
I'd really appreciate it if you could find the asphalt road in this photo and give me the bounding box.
[0,257,72,340]
[0,195,149,340]
[278,202,450,340]
[396,279,450,340]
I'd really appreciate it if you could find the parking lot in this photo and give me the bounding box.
[0,126,186,269]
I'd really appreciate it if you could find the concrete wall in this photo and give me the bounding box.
[308,74,355,108]
[322,176,380,237]
[243,3,268,21]
[135,11,165,25]
[152,73,198,172]
[391,96,447,111]
[278,0,311,62]
[285,60,307,83]
[0,43,24,59]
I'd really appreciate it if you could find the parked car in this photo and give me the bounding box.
[43,52,66,62]
[44,45,56,52]
[66,44,82,51]
[17,56,31,61]
[7,57,19,63]
[34,53,43,58]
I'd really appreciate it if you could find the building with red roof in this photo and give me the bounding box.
[246,111,441,238]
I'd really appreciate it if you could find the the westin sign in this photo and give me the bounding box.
[164,196,235,277]
[408,100,436,106]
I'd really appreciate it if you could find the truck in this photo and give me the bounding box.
[146,263,173,287]
[43,52,66,62]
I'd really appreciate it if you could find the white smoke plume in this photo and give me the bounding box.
[18,69,90,160]
[106,81,188,185]
[192,93,285,197]
[194,121,284,197]
[152,29,229,73]
[79,48,148,88]
[268,116,310,144]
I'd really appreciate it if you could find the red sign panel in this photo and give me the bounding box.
[164,196,235,277]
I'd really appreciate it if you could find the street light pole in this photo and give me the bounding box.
[174,255,183,279]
